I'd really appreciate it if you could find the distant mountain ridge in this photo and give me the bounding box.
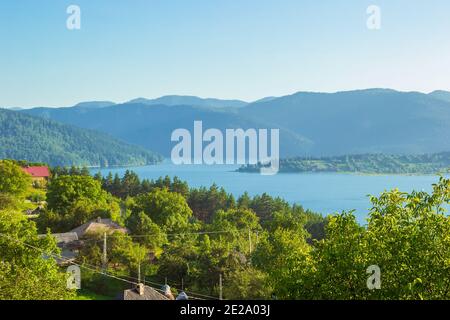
[126,95,248,108]
[73,101,116,109]
[0,108,162,167]
[20,89,450,158]
[239,89,450,155]
[429,90,450,103]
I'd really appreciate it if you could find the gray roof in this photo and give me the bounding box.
[38,232,79,244]
[121,285,169,301]
[52,232,79,244]
[70,218,127,238]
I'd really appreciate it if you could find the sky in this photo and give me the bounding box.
[1,0,450,107]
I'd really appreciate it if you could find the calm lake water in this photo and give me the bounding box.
[92,161,446,225]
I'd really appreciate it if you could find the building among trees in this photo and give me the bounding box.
[21,166,50,184]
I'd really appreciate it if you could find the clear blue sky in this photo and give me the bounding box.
[1,0,450,107]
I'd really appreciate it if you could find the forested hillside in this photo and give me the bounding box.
[0,108,162,167]
[239,152,450,174]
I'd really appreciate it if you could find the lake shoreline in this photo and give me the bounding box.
[235,169,448,177]
[91,163,445,225]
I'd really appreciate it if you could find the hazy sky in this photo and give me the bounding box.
[1,0,450,107]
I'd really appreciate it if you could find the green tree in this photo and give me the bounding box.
[210,208,261,255]
[0,209,75,300]
[307,212,367,300]
[188,184,235,222]
[47,175,107,214]
[306,177,450,300]
[39,175,121,232]
[126,211,167,250]
[364,178,450,299]
[223,267,272,300]
[0,160,31,197]
[110,233,149,278]
[120,170,141,198]
[253,228,312,299]
[131,189,193,233]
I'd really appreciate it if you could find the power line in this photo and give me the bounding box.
[86,229,253,241]
[0,233,212,300]
[1,233,138,287]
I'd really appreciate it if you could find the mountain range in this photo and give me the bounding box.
[18,89,450,158]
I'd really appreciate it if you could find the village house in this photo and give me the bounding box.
[70,217,128,238]
[120,283,169,300]
[38,218,128,265]
[21,166,50,186]
[38,232,82,266]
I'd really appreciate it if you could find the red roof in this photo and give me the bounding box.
[22,166,50,178]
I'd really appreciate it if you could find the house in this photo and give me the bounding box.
[120,283,169,300]
[38,232,81,266]
[21,166,50,184]
[70,217,128,238]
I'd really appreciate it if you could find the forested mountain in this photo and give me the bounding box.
[239,89,450,156]
[23,103,311,157]
[238,152,450,174]
[21,89,450,157]
[0,108,162,167]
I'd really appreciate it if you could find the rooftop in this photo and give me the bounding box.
[21,166,50,178]
[70,218,128,238]
[121,285,169,301]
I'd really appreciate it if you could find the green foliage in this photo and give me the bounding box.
[210,208,261,254]
[3,160,448,301]
[110,233,149,277]
[130,189,193,233]
[126,211,167,250]
[246,193,290,223]
[0,160,31,197]
[0,108,161,167]
[37,175,120,232]
[301,177,450,300]
[46,175,107,214]
[307,212,368,299]
[0,209,75,300]
[188,184,236,222]
[223,267,272,300]
[253,228,312,299]
[102,173,189,200]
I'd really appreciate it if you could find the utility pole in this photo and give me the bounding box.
[248,229,252,253]
[102,232,107,272]
[219,274,223,300]
[138,262,141,284]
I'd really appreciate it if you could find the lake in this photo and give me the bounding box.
[92,161,446,224]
